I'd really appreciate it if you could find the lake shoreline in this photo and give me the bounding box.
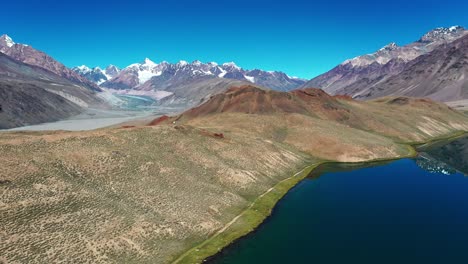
[173,131,468,264]
[172,132,468,263]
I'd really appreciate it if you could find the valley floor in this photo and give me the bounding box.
[4,109,156,132]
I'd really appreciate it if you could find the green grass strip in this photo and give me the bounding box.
[171,163,321,264]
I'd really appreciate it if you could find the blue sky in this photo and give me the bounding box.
[2,0,468,79]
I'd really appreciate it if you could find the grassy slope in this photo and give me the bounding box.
[0,126,312,263]
[1,95,468,264]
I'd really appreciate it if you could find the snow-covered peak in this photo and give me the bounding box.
[105,65,120,76]
[339,25,468,69]
[177,60,188,67]
[125,58,157,69]
[105,65,119,71]
[82,58,306,90]
[449,25,463,31]
[379,42,398,51]
[142,58,157,66]
[191,60,202,66]
[0,34,16,48]
[75,65,92,74]
[419,26,466,43]
[222,62,240,70]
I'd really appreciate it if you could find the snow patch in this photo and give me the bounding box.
[244,75,255,83]
[177,60,188,67]
[217,66,227,77]
[1,35,15,47]
[76,65,91,74]
[138,69,162,84]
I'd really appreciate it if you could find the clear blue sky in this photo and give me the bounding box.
[2,0,468,79]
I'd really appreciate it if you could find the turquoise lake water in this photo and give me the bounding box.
[209,155,468,264]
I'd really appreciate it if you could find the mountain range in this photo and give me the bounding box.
[73,58,306,93]
[1,25,468,129]
[72,65,120,85]
[303,26,468,103]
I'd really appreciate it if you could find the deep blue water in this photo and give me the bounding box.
[210,158,468,264]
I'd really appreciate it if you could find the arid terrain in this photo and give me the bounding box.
[1,86,468,264]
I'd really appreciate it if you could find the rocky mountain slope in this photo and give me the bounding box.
[0,52,104,128]
[303,26,468,100]
[0,34,101,92]
[344,34,468,102]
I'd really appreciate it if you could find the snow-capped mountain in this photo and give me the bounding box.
[0,34,15,49]
[72,65,120,85]
[341,26,467,68]
[419,25,466,43]
[346,32,468,102]
[0,34,101,92]
[303,26,468,95]
[81,59,306,92]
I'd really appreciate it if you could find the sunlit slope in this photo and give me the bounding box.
[1,85,468,263]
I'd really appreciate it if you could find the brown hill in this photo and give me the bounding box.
[150,85,468,162]
[181,85,352,122]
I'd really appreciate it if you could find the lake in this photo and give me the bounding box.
[209,137,468,264]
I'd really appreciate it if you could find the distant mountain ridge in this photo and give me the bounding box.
[302,26,468,100]
[347,33,468,102]
[0,34,101,92]
[0,52,104,128]
[72,65,120,85]
[74,59,306,92]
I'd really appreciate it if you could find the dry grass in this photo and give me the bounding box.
[1,92,468,263]
[0,126,311,263]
